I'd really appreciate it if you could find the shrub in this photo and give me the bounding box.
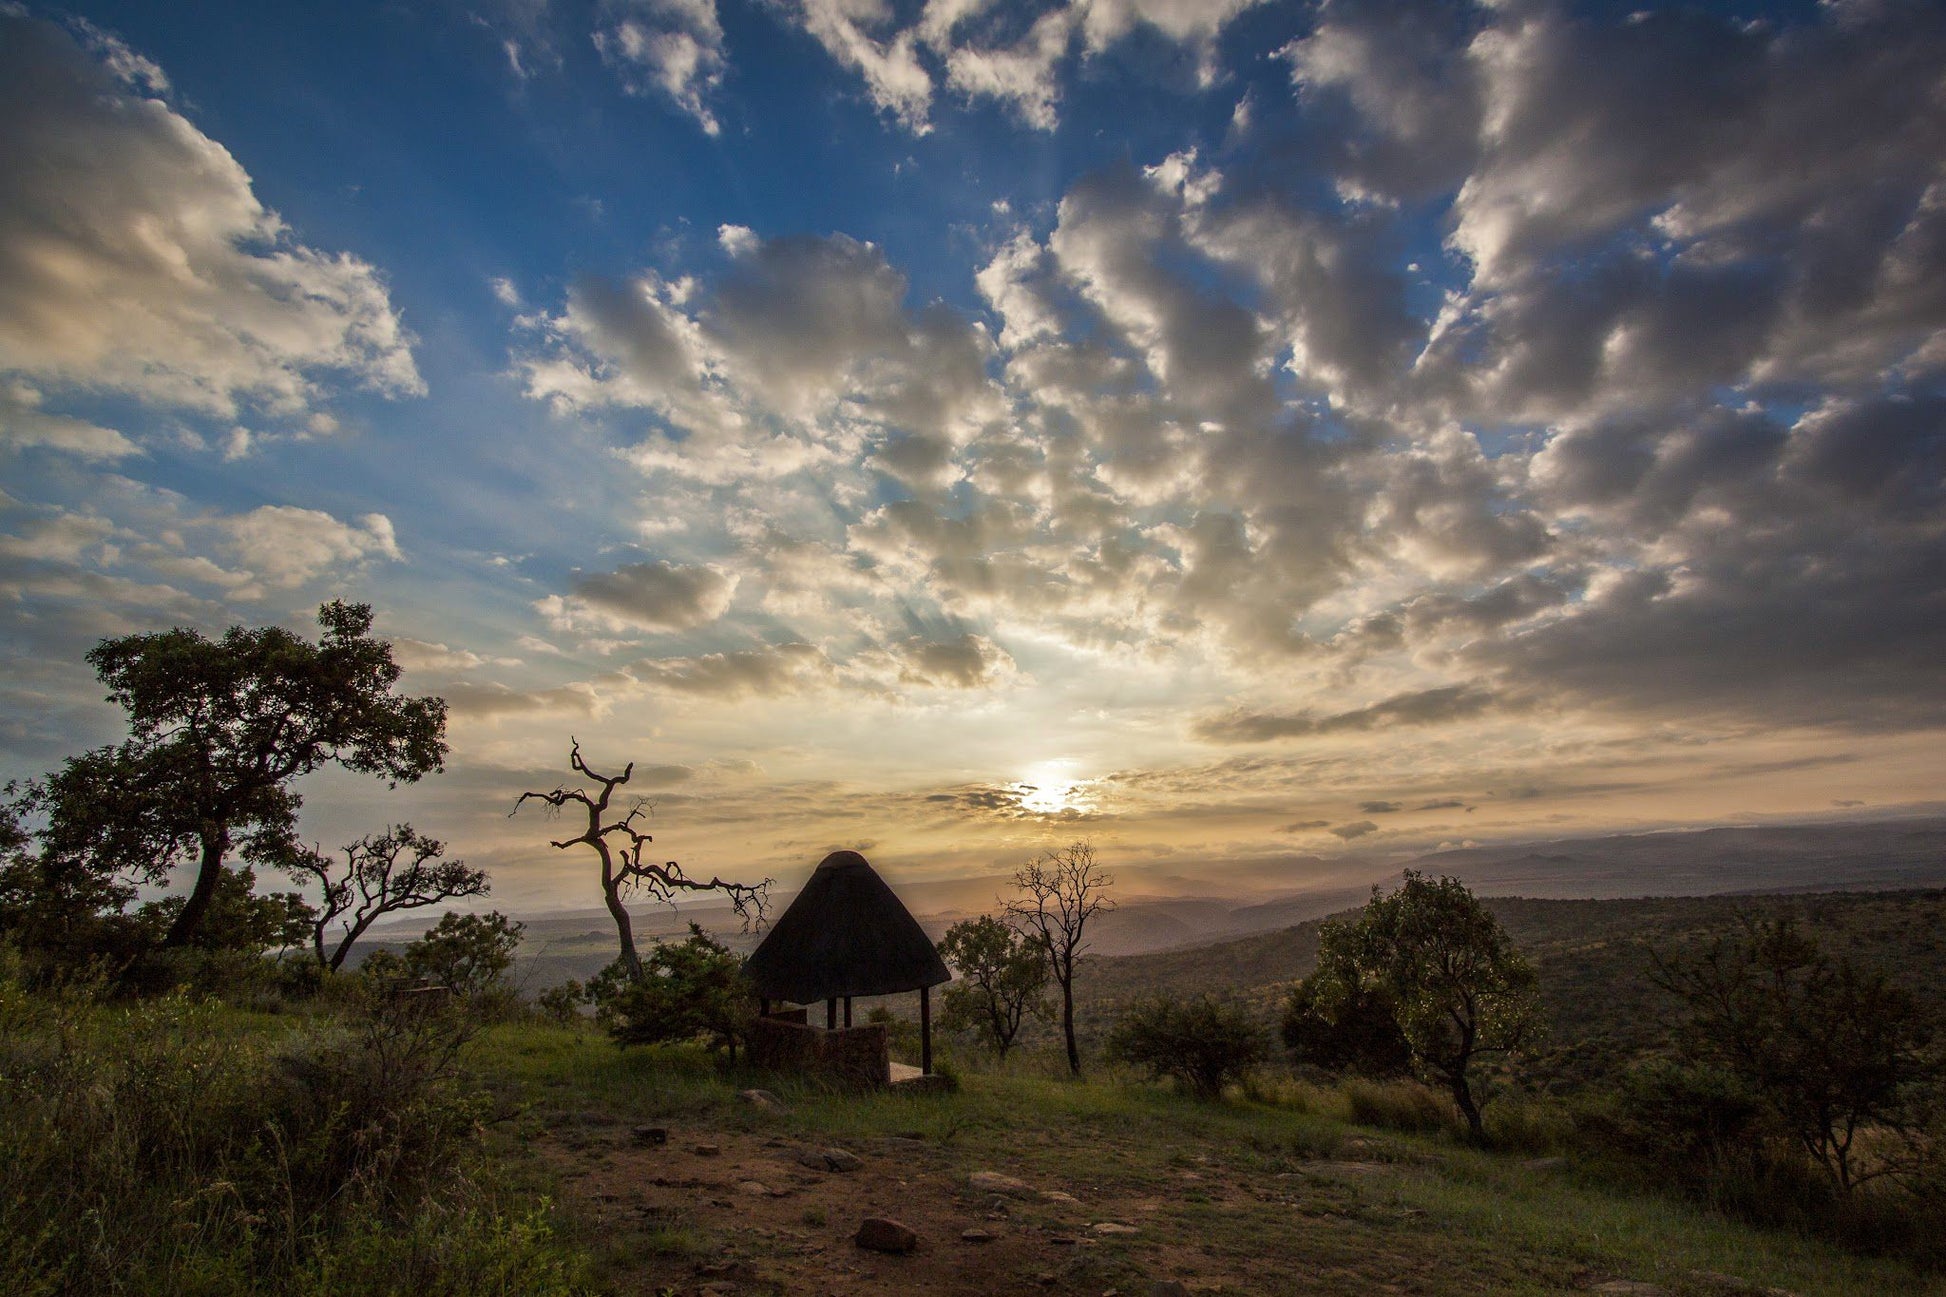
[594,925,755,1060]
[1106,994,1268,1099]
[535,979,588,1025]
[1342,1078,1456,1136]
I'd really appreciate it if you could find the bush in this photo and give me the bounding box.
[593,925,755,1060]
[1106,994,1268,1099]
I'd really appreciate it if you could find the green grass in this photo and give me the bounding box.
[472,1022,1944,1296]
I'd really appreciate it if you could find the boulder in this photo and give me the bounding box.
[968,1171,1035,1198]
[855,1218,918,1254]
[738,1088,790,1114]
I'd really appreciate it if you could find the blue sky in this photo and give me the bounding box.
[2,0,1942,911]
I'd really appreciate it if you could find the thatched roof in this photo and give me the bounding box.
[743,851,951,1003]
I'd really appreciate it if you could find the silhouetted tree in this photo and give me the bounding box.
[1315,871,1538,1140]
[1007,841,1114,1077]
[1652,912,1938,1195]
[594,924,755,1061]
[278,825,489,971]
[1281,974,1416,1079]
[36,602,447,950]
[396,910,523,998]
[937,915,1049,1058]
[514,740,767,979]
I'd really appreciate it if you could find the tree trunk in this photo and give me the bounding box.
[1060,967,1081,1077]
[604,876,642,979]
[162,829,228,948]
[1450,1073,1485,1143]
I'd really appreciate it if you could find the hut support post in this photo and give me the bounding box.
[920,983,932,1076]
[826,998,837,1030]
[843,996,853,1028]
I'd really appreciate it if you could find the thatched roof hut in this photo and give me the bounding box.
[743,850,949,1004]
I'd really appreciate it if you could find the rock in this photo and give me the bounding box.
[1040,1190,1081,1204]
[1049,1234,1078,1245]
[969,1171,1036,1198]
[631,1125,668,1146]
[798,1147,862,1172]
[1092,1222,1139,1236]
[736,1181,771,1196]
[854,1218,918,1254]
[692,1143,721,1157]
[738,1088,789,1114]
[959,1227,996,1243]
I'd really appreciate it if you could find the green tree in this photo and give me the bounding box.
[400,911,524,997]
[0,781,144,974]
[37,602,447,950]
[593,924,755,1060]
[1006,841,1114,1077]
[937,915,1049,1058]
[1651,912,1939,1195]
[1106,994,1268,1099]
[278,825,489,971]
[1281,974,1415,1079]
[137,864,313,956]
[1314,871,1538,1140]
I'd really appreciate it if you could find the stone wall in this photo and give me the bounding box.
[747,1014,890,1090]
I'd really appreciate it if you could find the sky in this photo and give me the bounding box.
[1,0,1941,913]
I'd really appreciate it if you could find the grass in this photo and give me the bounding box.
[471,1022,1944,1295]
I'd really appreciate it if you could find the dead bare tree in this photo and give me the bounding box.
[514,739,768,979]
[1006,840,1115,1077]
[281,824,488,971]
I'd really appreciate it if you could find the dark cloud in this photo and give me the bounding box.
[1330,820,1378,840]
[1359,800,1403,814]
[627,642,833,699]
[558,561,737,633]
[1280,819,1331,832]
[1192,685,1500,744]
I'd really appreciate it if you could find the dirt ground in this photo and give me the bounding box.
[536,1115,1312,1296]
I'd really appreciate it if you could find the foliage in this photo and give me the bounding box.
[535,979,588,1025]
[1282,973,1415,1079]
[514,741,767,979]
[593,925,755,1059]
[1650,911,1941,1196]
[937,915,1049,1057]
[0,780,148,979]
[1106,993,1268,1099]
[32,601,447,951]
[1006,840,1114,1077]
[1312,871,1539,1141]
[0,968,582,1295]
[399,911,525,998]
[279,825,490,971]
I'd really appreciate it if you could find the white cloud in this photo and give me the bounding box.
[222,507,404,589]
[0,17,422,419]
[596,0,728,134]
[540,559,739,634]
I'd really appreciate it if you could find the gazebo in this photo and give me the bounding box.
[742,850,951,1080]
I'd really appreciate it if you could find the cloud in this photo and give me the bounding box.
[886,631,1017,689]
[222,507,403,589]
[789,0,935,133]
[627,641,835,698]
[0,17,421,419]
[0,384,139,460]
[1358,800,1402,814]
[540,560,738,635]
[1279,819,1330,832]
[596,0,728,134]
[440,680,606,721]
[1330,819,1378,840]
[1192,686,1501,744]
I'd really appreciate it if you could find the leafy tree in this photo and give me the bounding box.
[1107,994,1268,1099]
[278,825,489,971]
[0,781,144,974]
[937,915,1049,1058]
[137,865,313,956]
[1651,912,1939,1195]
[37,602,447,950]
[1006,841,1115,1077]
[1281,974,1415,1079]
[1314,871,1538,1140]
[593,924,755,1060]
[514,740,767,979]
[399,911,524,997]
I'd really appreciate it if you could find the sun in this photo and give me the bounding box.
[1017,760,1088,816]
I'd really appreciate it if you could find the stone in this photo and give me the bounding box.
[737,1181,771,1196]
[1049,1234,1078,1246]
[798,1147,862,1172]
[1092,1222,1139,1236]
[738,1088,790,1114]
[692,1143,721,1157]
[1040,1190,1081,1204]
[854,1218,918,1254]
[631,1125,668,1146]
[959,1228,996,1243]
[969,1171,1036,1198]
